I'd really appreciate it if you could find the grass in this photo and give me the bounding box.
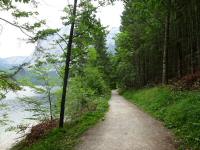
[122,86,200,150]
[11,95,110,150]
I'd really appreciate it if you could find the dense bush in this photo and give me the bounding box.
[123,86,200,149]
[54,66,110,120]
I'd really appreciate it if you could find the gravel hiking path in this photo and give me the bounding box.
[76,90,177,150]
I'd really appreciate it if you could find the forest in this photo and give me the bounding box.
[0,0,200,150]
[114,0,200,88]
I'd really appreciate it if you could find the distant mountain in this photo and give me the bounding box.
[0,56,31,70]
[3,56,31,65]
[34,27,119,56]
[0,58,8,70]
[106,27,120,53]
[0,27,119,70]
[0,56,60,85]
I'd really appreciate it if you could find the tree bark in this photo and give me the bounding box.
[48,89,53,121]
[195,0,200,70]
[162,0,171,84]
[59,0,78,128]
[177,42,183,78]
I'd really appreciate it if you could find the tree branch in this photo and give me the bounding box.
[0,17,33,38]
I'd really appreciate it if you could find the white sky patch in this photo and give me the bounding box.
[0,0,124,58]
[97,1,124,29]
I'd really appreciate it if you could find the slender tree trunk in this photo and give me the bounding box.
[189,2,194,74]
[162,0,171,84]
[59,0,78,128]
[143,56,146,85]
[190,44,194,74]
[48,89,53,121]
[197,36,200,69]
[177,42,183,78]
[138,54,141,87]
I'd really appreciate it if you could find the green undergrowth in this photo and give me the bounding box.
[122,86,200,150]
[11,95,110,150]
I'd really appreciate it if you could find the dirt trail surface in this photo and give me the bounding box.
[76,90,177,150]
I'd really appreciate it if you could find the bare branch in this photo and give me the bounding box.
[0,17,33,38]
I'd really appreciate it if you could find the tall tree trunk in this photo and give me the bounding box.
[177,42,183,78]
[59,0,78,128]
[138,54,141,87]
[48,89,53,121]
[195,0,200,69]
[162,0,171,84]
[189,2,195,74]
[143,55,146,85]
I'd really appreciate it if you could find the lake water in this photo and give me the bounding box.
[0,87,38,150]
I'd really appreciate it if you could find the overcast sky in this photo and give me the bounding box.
[0,0,123,58]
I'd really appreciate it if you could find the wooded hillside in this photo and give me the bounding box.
[114,0,200,89]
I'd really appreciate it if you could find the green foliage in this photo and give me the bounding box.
[114,0,200,88]
[113,0,164,88]
[0,71,21,95]
[0,71,21,100]
[15,0,31,3]
[83,67,109,95]
[18,63,60,121]
[3,0,111,149]
[0,71,21,125]
[18,96,49,120]
[61,66,110,120]
[0,113,8,125]
[1,0,30,6]
[0,70,21,126]
[32,29,59,42]
[59,0,111,123]
[65,0,112,88]
[87,47,97,63]
[11,94,110,150]
[0,0,51,44]
[123,86,200,149]
[12,10,38,18]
